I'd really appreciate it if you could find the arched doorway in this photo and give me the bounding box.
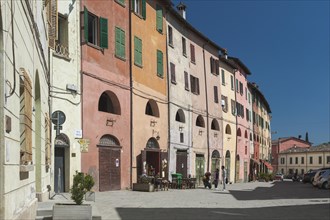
[144,138,160,176]
[225,150,231,182]
[98,134,121,191]
[211,150,220,177]
[236,155,240,182]
[54,133,70,193]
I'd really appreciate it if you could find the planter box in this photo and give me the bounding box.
[53,203,92,220]
[85,191,95,202]
[133,183,154,192]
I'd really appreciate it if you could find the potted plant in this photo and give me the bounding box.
[53,171,94,220]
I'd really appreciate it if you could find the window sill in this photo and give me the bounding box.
[185,88,190,92]
[134,62,143,68]
[183,53,187,58]
[115,0,126,8]
[53,52,71,62]
[84,42,105,52]
[171,81,177,85]
[157,74,164,79]
[20,164,34,172]
[191,61,196,65]
[133,12,144,20]
[169,43,174,48]
[115,55,126,62]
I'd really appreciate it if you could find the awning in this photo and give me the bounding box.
[264,161,273,170]
[250,158,260,165]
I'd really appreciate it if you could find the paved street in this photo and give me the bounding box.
[41,181,330,220]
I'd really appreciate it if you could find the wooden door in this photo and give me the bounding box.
[195,155,205,186]
[176,150,187,178]
[99,147,121,191]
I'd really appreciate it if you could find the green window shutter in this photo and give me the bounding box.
[142,0,146,19]
[157,50,163,77]
[134,36,142,66]
[99,17,108,49]
[84,6,88,42]
[131,0,135,10]
[115,27,121,57]
[156,5,163,32]
[120,29,126,58]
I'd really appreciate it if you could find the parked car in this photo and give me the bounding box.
[302,169,318,183]
[275,173,284,181]
[316,169,330,189]
[312,168,330,187]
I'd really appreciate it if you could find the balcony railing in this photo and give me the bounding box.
[54,42,69,58]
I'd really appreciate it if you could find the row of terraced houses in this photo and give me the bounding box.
[0,0,272,219]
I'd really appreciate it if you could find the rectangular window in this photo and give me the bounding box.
[236,79,239,92]
[180,133,184,143]
[182,37,186,56]
[318,156,322,164]
[184,71,189,91]
[221,69,225,85]
[301,157,304,164]
[47,0,58,49]
[248,92,251,103]
[246,109,249,122]
[289,157,292,164]
[156,4,163,33]
[245,87,247,100]
[239,82,243,95]
[210,57,219,75]
[309,156,313,164]
[56,14,69,57]
[190,44,195,63]
[231,99,236,115]
[230,75,234,90]
[214,86,218,103]
[190,75,199,95]
[170,62,176,84]
[157,50,163,77]
[295,157,298,164]
[132,0,146,19]
[84,7,108,49]
[327,156,330,164]
[221,95,228,112]
[134,36,142,66]
[115,27,125,59]
[280,157,285,164]
[168,26,173,46]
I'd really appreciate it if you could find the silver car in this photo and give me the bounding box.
[312,168,330,187]
[316,169,330,189]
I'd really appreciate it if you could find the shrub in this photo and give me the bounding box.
[70,171,95,205]
[85,174,95,191]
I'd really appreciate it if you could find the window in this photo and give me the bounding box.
[156,4,163,33]
[237,128,241,137]
[47,0,58,49]
[245,87,247,100]
[182,37,186,56]
[280,158,285,164]
[170,62,176,84]
[190,75,199,95]
[132,0,146,19]
[231,99,236,115]
[211,119,220,131]
[289,157,292,164]
[246,109,249,122]
[56,14,69,57]
[225,124,231,134]
[230,75,234,90]
[157,50,163,77]
[210,57,219,75]
[116,0,125,6]
[239,82,243,95]
[309,156,313,164]
[301,157,304,164]
[20,70,33,165]
[98,91,121,115]
[245,146,247,155]
[248,92,251,103]
[184,71,189,91]
[145,100,160,117]
[115,27,125,59]
[83,7,108,48]
[190,44,195,63]
[180,133,184,143]
[221,69,225,85]
[175,109,185,123]
[318,156,322,164]
[327,156,330,164]
[214,86,218,103]
[295,157,298,164]
[221,95,228,112]
[196,115,205,127]
[134,36,142,66]
[168,26,173,46]
[236,79,239,92]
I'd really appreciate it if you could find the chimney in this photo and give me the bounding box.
[177,2,187,20]
[298,135,302,139]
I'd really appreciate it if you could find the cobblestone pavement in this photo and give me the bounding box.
[40,180,330,220]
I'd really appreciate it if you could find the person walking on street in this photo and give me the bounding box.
[221,166,227,191]
[214,168,220,190]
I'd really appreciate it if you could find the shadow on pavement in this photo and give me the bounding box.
[224,181,330,200]
[116,204,330,220]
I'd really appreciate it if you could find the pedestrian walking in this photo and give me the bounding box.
[213,168,219,190]
[221,166,227,191]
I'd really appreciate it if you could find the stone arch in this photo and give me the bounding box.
[146,137,159,149]
[98,134,120,147]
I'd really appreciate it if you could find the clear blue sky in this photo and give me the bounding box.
[172,0,330,146]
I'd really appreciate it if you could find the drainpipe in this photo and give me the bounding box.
[233,69,238,183]
[202,42,210,172]
[129,0,133,189]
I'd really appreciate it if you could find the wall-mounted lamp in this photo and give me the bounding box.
[106,118,116,127]
[179,126,184,132]
[150,119,157,127]
[199,130,203,135]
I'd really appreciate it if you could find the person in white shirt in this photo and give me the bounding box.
[221,165,227,191]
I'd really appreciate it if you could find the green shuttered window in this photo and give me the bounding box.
[100,17,108,48]
[134,36,142,66]
[115,27,126,59]
[156,4,163,33]
[132,0,146,19]
[157,50,163,77]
